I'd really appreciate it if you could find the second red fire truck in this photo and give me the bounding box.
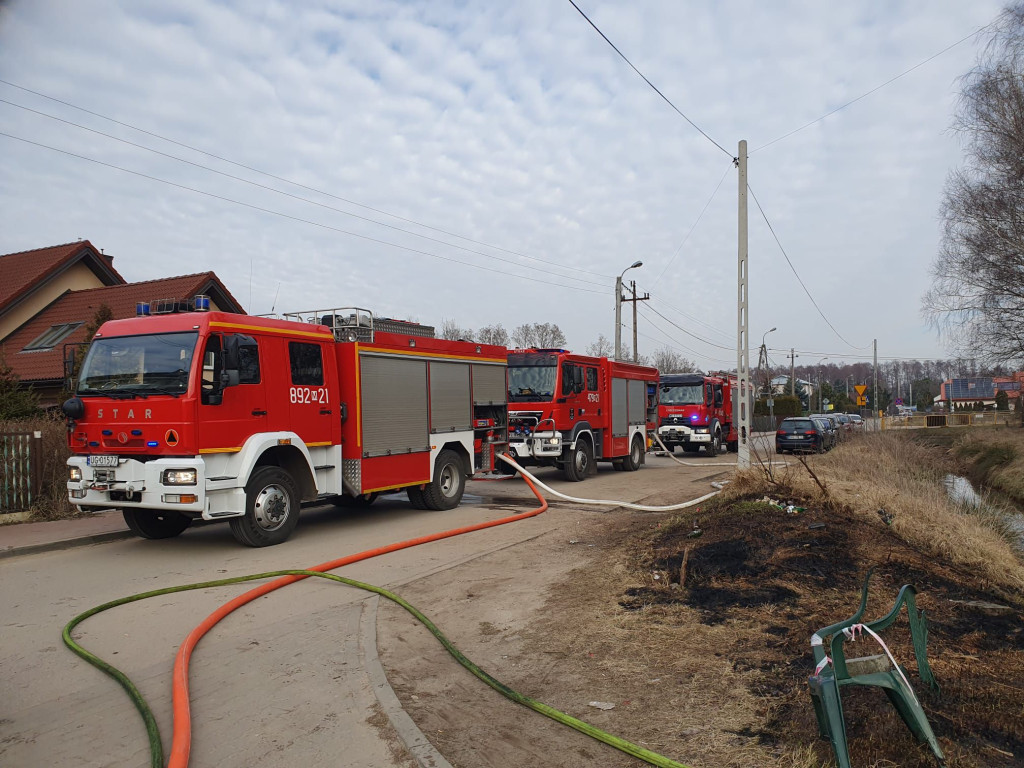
[656,372,738,456]
[505,349,659,480]
[63,303,508,547]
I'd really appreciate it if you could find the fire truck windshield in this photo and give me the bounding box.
[660,384,704,405]
[77,332,199,397]
[507,354,557,401]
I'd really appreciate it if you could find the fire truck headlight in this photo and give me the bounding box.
[163,469,197,486]
[68,466,82,482]
[547,437,559,445]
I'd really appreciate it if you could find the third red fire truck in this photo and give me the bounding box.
[657,372,738,456]
[63,303,508,547]
[506,349,659,480]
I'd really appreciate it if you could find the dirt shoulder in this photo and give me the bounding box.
[377,434,1024,767]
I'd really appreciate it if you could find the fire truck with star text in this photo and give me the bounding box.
[63,301,508,547]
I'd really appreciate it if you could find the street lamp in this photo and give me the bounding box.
[614,260,643,360]
[817,357,828,412]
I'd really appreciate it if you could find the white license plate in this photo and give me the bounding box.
[789,435,804,439]
[87,455,119,467]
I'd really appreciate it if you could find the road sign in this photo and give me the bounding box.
[854,385,867,397]
[895,398,903,406]
[856,395,867,406]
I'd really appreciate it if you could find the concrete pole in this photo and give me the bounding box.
[631,280,638,363]
[614,276,622,361]
[873,339,878,421]
[735,141,750,469]
[790,348,796,396]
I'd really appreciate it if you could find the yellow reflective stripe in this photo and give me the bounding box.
[360,345,505,363]
[199,447,242,454]
[209,321,333,341]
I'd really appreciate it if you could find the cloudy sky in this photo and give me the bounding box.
[0,0,1005,371]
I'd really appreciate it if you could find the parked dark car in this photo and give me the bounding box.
[776,417,828,453]
[809,413,841,442]
[834,412,854,435]
[811,416,838,450]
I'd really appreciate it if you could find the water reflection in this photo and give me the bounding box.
[945,473,1024,546]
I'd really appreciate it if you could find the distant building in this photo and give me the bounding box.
[935,375,1024,410]
[0,241,243,406]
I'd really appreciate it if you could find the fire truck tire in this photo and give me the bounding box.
[563,440,593,482]
[621,435,644,471]
[407,485,429,509]
[706,427,722,457]
[422,449,465,510]
[230,466,300,547]
[122,509,192,539]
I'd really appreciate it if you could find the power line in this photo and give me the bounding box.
[639,302,736,352]
[655,162,732,282]
[566,0,733,159]
[0,97,608,290]
[631,311,735,366]
[768,347,953,363]
[645,293,734,343]
[747,184,870,350]
[0,130,608,295]
[752,19,997,154]
[0,77,613,280]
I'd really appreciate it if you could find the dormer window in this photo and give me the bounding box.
[22,322,82,351]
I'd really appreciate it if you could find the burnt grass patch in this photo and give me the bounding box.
[626,496,1024,766]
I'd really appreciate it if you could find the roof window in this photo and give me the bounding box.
[22,322,82,351]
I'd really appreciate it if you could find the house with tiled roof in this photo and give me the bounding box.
[0,241,125,343]
[0,242,244,406]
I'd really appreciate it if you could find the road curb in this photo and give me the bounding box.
[360,596,455,768]
[0,529,135,560]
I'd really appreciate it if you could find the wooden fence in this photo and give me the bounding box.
[1,431,42,514]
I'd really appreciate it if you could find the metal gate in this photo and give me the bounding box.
[1,431,42,514]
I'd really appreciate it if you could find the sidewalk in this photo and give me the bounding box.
[0,509,133,559]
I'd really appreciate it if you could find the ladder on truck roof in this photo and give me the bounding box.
[282,307,436,342]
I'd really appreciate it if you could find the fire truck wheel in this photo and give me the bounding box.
[563,440,593,482]
[407,485,429,509]
[122,509,192,539]
[706,428,722,457]
[622,435,644,471]
[422,449,466,510]
[230,466,300,547]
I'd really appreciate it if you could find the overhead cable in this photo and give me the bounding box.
[0,78,612,280]
[0,131,606,295]
[0,98,607,290]
[752,19,997,154]
[747,184,870,350]
[566,0,733,158]
[655,162,732,281]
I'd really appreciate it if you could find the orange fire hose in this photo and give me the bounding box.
[168,471,548,767]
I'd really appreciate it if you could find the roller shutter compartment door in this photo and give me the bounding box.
[612,378,628,437]
[360,356,429,457]
[430,362,471,433]
[472,363,506,405]
[628,379,646,425]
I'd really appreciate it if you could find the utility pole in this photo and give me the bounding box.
[790,348,797,396]
[873,339,878,423]
[614,261,643,361]
[735,141,750,469]
[621,280,650,362]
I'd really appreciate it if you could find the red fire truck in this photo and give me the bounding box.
[62,302,508,547]
[505,349,659,480]
[656,372,738,456]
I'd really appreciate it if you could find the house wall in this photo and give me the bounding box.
[0,263,106,343]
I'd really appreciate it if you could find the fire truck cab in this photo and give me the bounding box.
[657,372,737,456]
[63,302,508,547]
[506,349,659,481]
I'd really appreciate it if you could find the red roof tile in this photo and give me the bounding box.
[0,241,125,313]
[2,273,243,383]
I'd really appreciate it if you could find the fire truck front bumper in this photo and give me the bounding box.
[509,432,564,459]
[658,425,711,443]
[68,455,207,514]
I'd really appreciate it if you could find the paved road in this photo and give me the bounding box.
[0,452,740,768]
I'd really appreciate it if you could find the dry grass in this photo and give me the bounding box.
[729,431,1024,593]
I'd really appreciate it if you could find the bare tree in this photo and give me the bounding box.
[511,323,566,348]
[586,334,613,357]
[924,5,1024,365]
[440,318,474,341]
[477,323,510,346]
[651,346,697,373]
